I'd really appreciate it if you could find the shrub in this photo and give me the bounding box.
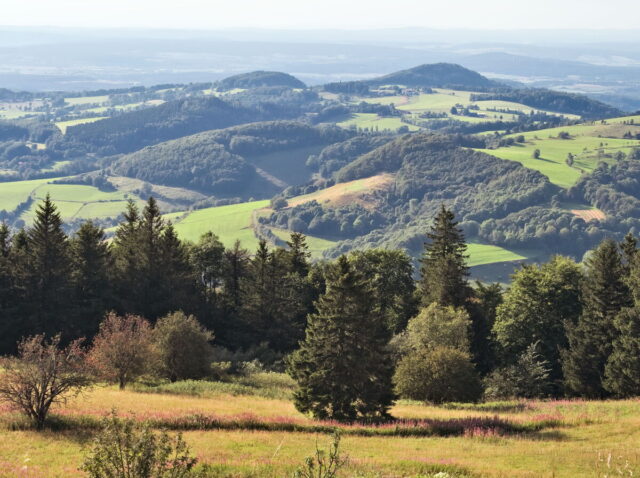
[0,334,91,430]
[87,312,154,389]
[153,311,214,382]
[293,431,348,478]
[394,347,482,403]
[81,412,197,478]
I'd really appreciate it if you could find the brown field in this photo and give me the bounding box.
[288,173,395,210]
[570,208,606,222]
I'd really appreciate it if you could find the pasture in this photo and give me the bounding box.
[168,200,270,248]
[17,183,140,224]
[337,113,421,132]
[55,117,107,134]
[466,241,529,267]
[1,376,640,477]
[478,123,640,188]
[356,89,578,126]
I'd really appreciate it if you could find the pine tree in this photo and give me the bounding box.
[70,221,113,337]
[419,205,470,308]
[604,307,640,397]
[25,195,72,337]
[288,256,395,421]
[562,239,632,397]
[620,232,637,277]
[286,232,311,277]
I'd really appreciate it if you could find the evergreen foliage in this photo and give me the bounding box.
[287,256,395,420]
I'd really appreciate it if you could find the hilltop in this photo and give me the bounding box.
[367,62,500,90]
[216,71,306,90]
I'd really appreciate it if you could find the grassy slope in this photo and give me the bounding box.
[55,117,107,134]
[271,227,337,258]
[478,120,640,188]
[337,113,421,132]
[19,183,141,224]
[467,241,529,267]
[167,200,270,248]
[1,382,640,477]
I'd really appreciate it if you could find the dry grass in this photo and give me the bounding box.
[570,208,606,222]
[287,173,395,210]
[1,383,640,477]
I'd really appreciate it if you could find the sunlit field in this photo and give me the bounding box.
[1,375,640,477]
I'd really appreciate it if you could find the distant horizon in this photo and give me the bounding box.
[2,0,640,31]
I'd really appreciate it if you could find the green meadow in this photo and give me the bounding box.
[168,200,270,248]
[467,241,530,267]
[337,113,421,132]
[271,227,337,258]
[479,122,640,188]
[55,117,107,134]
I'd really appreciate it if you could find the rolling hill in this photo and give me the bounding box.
[216,71,306,90]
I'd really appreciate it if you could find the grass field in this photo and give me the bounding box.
[288,173,394,210]
[0,178,57,212]
[356,89,578,126]
[1,377,640,477]
[55,117,107,134]
[467,241,530,267]
[63,95,109,106]
[271,227,337,258]
[478,120,640,188]
[337,113,421,132]
[18,183,139,224]
[168,200,270,248]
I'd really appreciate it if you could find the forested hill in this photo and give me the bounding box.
[267,133,555,256]
[216,71,306,90]
[109,121,352,195]
[471,89,623,120]
[367,63,500,90]
[61,96,257,155]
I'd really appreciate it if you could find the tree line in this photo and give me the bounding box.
[3,198,640,423]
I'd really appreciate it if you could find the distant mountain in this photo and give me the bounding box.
[367,63,501,90]
[217,71,306,90]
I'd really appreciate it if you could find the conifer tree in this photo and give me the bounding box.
[25,195,72,337]
[288,256,395,421]
[419,205,470,308]
[70,221,113,337]
[604,307,640,397]
[620,232,637,278]
[286,232,311,277]
[563,239,632,397]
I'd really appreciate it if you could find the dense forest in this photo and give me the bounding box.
[3,197,640,421]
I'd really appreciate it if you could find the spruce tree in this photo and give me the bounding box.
[288,256,395,421]
[286,232,311,277]
[604,307,640,397]
[562,239,632,397]
[419,205,470,308]
[25,195,72,337]
[70,221,113,337]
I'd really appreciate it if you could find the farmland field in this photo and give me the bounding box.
[467,241,530,267]
[271,227,337,257]
[1,378,640,477]
[478,123,640,188]
[55,117,107,134]
[17,183,140,224]
[64,95,109,106]
[337,113,421,132]
[168,200,270,248]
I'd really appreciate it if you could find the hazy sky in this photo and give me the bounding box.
[3,0,640,30]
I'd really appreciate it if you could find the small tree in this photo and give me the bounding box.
[484,341,553,400]
[394,346,482,403]
[81,412,197,478]
[532,149,541,159]
[153,311,214,382]
[0,334,91,430]
[88,313,153,389]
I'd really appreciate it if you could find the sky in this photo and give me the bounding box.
[2,0,640,30]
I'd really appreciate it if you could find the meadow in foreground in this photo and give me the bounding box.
[1,375,640,478]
